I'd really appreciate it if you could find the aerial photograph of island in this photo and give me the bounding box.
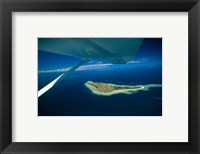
[38,38,162,116]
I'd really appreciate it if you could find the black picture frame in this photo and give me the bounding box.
[0,0,199,153]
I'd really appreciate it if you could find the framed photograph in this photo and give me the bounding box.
[0,0,199,154]
[38,38,162,116]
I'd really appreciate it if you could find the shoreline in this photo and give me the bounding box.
[85,81,161,96]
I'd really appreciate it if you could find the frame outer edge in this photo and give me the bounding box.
[0,0,199,2]
[0,1,3,153]
[190,1,200,153]
[198,1,200,153]
[1,0,200,154]
[188,3,200,154]
[189,1,200,153]
[0,0,3,152]
[1,1,12,153]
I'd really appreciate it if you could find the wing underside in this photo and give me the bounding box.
[38,38,143,64]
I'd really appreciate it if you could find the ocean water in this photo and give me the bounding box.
[38,65,162,116]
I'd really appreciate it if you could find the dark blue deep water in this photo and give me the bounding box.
[38,65,162,116]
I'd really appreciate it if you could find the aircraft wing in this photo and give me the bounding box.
[38,38,144,97]
[38,38,143,64]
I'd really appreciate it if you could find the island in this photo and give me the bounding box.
[84,81,145,96]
